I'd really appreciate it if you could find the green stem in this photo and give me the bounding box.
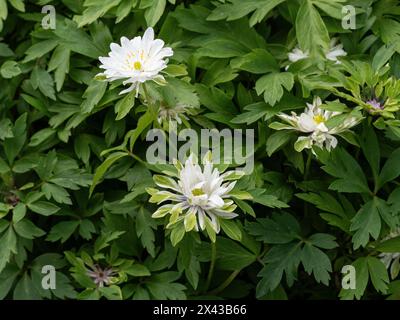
[330,88,362,105]
[257,245,268,266]
[127,151,145,164]
[142,83,151,105]
[304,151,312,181]
[303,151,313,220]
[208,270,240,296]
[204,241,217,292]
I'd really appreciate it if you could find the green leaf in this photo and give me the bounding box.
[76,219,95,240]
[170,225,185,247]
[163,64,188,77]
[145,272,186,300]
[27,201,60,216]
[21,94,48,115]
[0,226,17,273]
[126,264,151,277]
[350,199,381,249]
[296,192,353,232]
[313,0,346,19]
[378,147,400,189]
[266,131,293,156]
[54,19,103,58]
[13,273,41,300]
[46,221,80,243]
[257,242,302,296]
[31,67,56,100]
[376,236,400,253]
[308,233,338,249]
[94,231,125,253]
[360,123,380,181]
[207,0,285,27]
[116,0,137,23]
[246,212,300,244]
[81,79,107,113]
[249,190,289,208]
[301,243,332,285]
[8,0,24,12]
[115,90,135,120]
[216,237,257,271]
[372,44,396,71]
[14,219,45,239]
[12,203,26,223]
[321,148,370,194]
[231,102,268,125]
[128,109,155,151]
[0,118,13,140]
[339,256,389,299]
[0,43,13,57]
[90,151,129,196]
[0,202,11,219]
[136,208,156,255]
[197,39,248,58]
[74,0,121,27]
[144,0,166,27]
[48,45,70,91]
[231,48,279,74]
[219,220,242,241]
[256,72,294,106]
[23,40,58,63]
[0,60,21,78]
[295,0,329,53]
[29,128,56,147]
[42,183,72,205]
[0,265,19,299]
[0,157,9,174]
[4,113,27,165]
[339,257,369,300]
[367,257,389,294]
[177,236,199,289]
[234,198,255,217]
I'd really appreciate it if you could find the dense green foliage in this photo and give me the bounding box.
[1,0,400,300]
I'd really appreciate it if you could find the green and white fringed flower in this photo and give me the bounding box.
[271,97,361,152]
[146,152,248,243]
[157,103,195,125]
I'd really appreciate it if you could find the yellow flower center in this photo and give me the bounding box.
[134,61,142,71]
[313,114,325,124]
[192,188,205,196]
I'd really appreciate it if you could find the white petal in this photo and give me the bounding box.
[143,27,155,43]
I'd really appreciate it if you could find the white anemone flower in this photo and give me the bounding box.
[288,47,310,63]
[98,27,173,96]
[325,38,347,64]
[286,38,347,69]
[147,152,245,236]
[286,47,309,70]
[274,97,360,152]
[379,229,400,279]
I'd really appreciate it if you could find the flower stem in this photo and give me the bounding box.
[304,151,312,180]
[128,150,145,164]
[208,270,240,296]
[142,83,151,105]
[330,88,362,105]
[303,151,312,220]
[204,241,217,292]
